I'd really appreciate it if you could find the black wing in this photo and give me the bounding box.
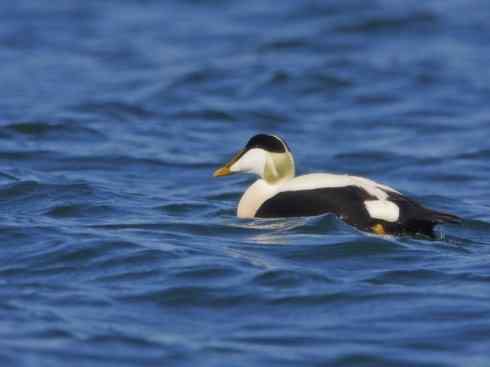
[256,186,461,236]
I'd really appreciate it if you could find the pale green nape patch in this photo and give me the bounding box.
[263,151,295,183]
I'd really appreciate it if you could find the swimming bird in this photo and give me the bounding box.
[214,134,460,236]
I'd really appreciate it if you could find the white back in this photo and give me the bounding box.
[281,173,399,200]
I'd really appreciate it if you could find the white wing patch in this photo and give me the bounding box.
[364,200,400,222]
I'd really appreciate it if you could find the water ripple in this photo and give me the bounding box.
[1,1,490,366]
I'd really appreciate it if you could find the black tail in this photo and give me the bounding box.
[426,210,462,224]
[403,210,461,237]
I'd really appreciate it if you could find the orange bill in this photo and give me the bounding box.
[213,149,245,177]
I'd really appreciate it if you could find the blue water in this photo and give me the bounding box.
[1,1,490,366]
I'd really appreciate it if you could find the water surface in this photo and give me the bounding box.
[1,1,490,366]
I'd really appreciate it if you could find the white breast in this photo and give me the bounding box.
[237,179,280,218]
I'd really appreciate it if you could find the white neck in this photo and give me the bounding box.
[237,179,287,218]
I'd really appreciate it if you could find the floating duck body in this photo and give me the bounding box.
[214,134,460,236]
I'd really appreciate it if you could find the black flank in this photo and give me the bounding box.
[256,186,377,231]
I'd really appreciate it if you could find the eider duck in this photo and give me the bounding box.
[214,134,460,236]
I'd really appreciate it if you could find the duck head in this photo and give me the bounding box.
[214,134,295,183]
